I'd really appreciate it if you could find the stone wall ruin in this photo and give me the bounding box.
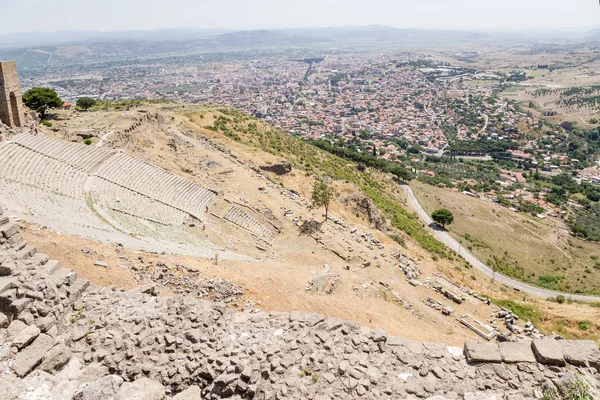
[1,203,600,399]
[0,61,25,128]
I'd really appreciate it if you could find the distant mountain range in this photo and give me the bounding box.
[0,28,233,48]
[4,25,597,49]
[1,26,599,67]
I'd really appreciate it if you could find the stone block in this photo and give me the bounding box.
[0,313,7,328]
[14,245,36,260]
[532,339,566,366]
[42,260,61,275]
[0,262,15,276]
[73,374,123,400]
[464,342,502,363]
[0,223,19,238]
[404,340,424,354]
[114,377,165,400]
[39,343,72,374]
[7,319,26,338]
[0,276,16,294]
[35,316,56,333]
[11,324,40,349]
[463,393,503,400]
[172,385,202,400]
[499,341,536,363]
[11,333,55,377]
[9,297,32,314]
[386,336,404,347]
[562,340,600,367]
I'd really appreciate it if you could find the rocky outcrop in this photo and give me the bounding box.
[1,203,599,399]
[345,195,388,231]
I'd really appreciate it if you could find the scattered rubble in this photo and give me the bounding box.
[1,204,600,399]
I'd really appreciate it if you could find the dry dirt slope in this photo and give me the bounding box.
[4,102,596,345]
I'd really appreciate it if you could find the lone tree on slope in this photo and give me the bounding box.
[22,87,63,120]
[76,97,97,111]
[311,179,335,221]
[432,208,454,229]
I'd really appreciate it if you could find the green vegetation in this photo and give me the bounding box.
[431,208,454,228]
[388,234,406,248]
[489,298,541,325]
[310,179,335,220]
[22,87,63,119]
[76,97,97,110]
[568,203,600,241]
[445,138,517,157]
[487,252,524,280]
[195,108,450,257]
[83,138,93,145]
[578,320,591,331]
[462,233,490,250]
[41,120,52,128]
[540,373,593,400]
[311,139,413,181]
[92,99,171,111]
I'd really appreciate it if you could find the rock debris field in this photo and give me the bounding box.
[1,202,600,399]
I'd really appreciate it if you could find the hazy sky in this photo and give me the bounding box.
[1,0,599,34]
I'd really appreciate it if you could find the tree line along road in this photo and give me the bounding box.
[400,183,600,302]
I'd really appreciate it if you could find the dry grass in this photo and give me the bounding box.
[412,181,600,295]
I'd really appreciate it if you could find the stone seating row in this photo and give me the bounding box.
[224,206,276,245]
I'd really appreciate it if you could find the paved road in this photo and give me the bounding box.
[401,184,600,302]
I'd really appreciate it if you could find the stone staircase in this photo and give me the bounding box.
[223,205,276,246]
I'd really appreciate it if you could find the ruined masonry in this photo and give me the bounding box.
[0,204,600,399]
[0,61,25,128]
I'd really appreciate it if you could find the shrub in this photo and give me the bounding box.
[300,220,322,235]
[76,97,97,110]
[388,234,406,248]
[578,320,591,331]
[83,138,93,145]
[42,120,52,127]
[540,373,593,400]
[556,295,566,304]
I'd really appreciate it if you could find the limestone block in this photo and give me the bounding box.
[532,339,566,366]
[39,343,72,374]
[0,223,19,239]
[0,276,16,294]
[73,374,123,400]
[12,324,40,349]
[464,342,502,363]
[499,342,536,363]
[11,333,55,377]
[562,340,600,367]
[172,385,202,399]
[114,377,165,400]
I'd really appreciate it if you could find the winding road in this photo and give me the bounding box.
[401,184,600,302]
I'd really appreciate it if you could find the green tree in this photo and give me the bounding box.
[432,208,454,228]
[76,97,97,110]
[311,179,335,220]
[22,87,63,119]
